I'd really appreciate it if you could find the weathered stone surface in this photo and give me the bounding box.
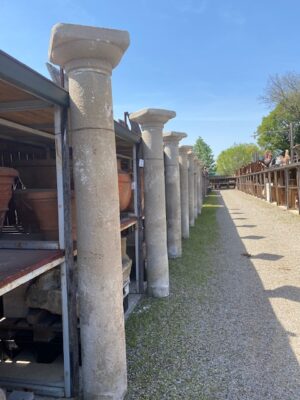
[163,132,186,257]
[50,23,128,400]
[197,161,204,213]
[187,151,195,226]
[121,236,132,283]
[193,157,198,219]
[3,283,30,318]
[179,146,192,239]
[130,108,175,297]
[25,270,61,315]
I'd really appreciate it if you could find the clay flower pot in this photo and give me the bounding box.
[118,159,132,212]
[15,189,76,241]
[0,167,18,229]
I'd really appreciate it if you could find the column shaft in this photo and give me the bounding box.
[163,132,186,257]
[188,152,195,226]
[49,24,129,400]
[130,109,175,297]
[193,159,198,219]
[179,147,190,239]
[197,163,203,213]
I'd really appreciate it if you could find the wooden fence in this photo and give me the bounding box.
[236,163,300,212]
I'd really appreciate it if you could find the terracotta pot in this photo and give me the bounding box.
[15,189,76,241]
[118,159,132,212]
[0,167,18,229]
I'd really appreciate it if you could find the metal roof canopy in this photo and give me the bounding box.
[0,50,140,148]
[0,50,69,107]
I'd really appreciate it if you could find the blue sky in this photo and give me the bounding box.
[1,0,300,158]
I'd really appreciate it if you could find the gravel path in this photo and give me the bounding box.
[200,190,300,399]
[126,190,300,399]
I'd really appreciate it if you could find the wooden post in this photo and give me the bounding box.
[297,166,300,214]
[285,168,289,209]
[275,170,279,205]
[268,171,272,202]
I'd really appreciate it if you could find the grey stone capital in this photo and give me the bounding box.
[49,23,130,74]
[179,145,193,154]
[163,131,187,145]
[130,108,176,128]
[187,150,195,160]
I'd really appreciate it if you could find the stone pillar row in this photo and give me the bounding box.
[49,22,205,400]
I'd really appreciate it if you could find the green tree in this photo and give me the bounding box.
[256,103,300,152]
[256,72,300,152]
[193,137,215,174]
[216,143,260,176]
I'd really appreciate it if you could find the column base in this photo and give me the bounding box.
[148,285,169,298]
[168,251,182,259]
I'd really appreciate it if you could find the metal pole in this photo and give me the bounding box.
[54,106,79,397]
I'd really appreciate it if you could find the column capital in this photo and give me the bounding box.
[179,145,193,155]
[163,131,187,145]
[130,108,176,129]
[49,23,130,74]
[187,149,195,159]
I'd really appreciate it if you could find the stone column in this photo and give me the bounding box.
[193,156,198,219]
[49,23,129,400]
[187,151,195,226]
[197,161,204,213]
[130,109,175,297]
[194,159,199,214]
[163,131,187,258]
[179,146,192,239]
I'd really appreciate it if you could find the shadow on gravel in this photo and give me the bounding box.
[251,252,284,261]
[241,235,265,240]
[217,189,300,398]
[235,224,257,228]
[265,285,300,303]
[232,217,248,220]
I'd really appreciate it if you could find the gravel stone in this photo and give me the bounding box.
[126,190,300,399]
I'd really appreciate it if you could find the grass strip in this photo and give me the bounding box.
[125,193,220,399]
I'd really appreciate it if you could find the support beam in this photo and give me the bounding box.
[0,117,54,140]
[50,22,129,400]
